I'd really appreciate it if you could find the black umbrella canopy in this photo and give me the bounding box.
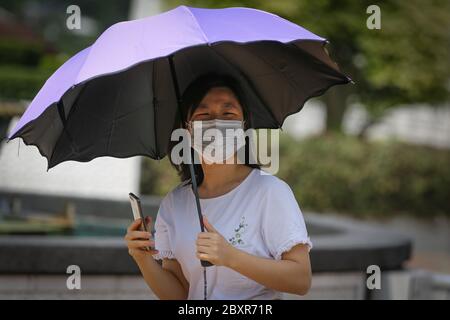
[9,39,351,170]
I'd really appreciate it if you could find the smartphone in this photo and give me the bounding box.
[129,192,152,251]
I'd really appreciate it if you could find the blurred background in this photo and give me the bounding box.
[0,0,449,299]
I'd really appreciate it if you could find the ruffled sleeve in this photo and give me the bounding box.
[152,196,176,261]
[261,177,312,260]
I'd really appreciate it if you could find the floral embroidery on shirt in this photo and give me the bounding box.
[228,216,248,246]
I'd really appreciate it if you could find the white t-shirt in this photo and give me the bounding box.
[152,168,312,300]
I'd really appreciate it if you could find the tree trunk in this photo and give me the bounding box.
[356,116,377,140]
[323,85,349,133]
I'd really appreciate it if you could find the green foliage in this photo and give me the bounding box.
[0,54,68,100]
[0,66,50,100]
[0,0,129,100]
[0,30,69,99]
[0,38,44,67]
[38,53,70,72]
[277,134,450,218]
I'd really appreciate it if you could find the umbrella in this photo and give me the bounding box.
[6,5,352,268]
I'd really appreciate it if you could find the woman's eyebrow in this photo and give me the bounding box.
[223,101,237,108]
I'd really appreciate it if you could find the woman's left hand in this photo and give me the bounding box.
[196,215,237,267]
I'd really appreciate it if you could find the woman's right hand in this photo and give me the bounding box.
[124,216,159,260]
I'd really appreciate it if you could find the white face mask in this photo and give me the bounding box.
[188,119,246,164]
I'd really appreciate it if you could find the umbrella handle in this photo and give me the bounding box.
[201,260,214,267]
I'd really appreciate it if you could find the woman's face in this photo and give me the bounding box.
[188,86,244,123]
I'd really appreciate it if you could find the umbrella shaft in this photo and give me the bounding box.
[188,160,204,231]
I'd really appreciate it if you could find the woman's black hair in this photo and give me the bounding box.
[167,72,261,186]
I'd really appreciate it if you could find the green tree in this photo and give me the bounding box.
[165,0,450,135]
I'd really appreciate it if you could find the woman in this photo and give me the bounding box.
[124,73,312,300]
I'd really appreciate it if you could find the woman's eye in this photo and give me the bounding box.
[193,113,209,119]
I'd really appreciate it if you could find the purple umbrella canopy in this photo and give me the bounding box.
[6,5,352,170]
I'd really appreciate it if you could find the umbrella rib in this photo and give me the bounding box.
[151,61,159,159]
[183,6,209,44]
[107,74,124,154]
[289,41,352,82]
[208,45,280,128]
[48,83,89,168]
[289,40,352,81]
